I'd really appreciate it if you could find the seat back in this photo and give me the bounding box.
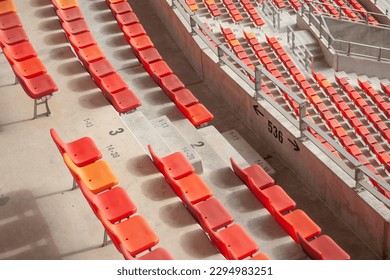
[230,157,248,184]
[270,203,296,240]
[50,128,67,154]
[147,144,164,173]
[297,232,322,260]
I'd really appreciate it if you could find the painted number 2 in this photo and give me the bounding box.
[268,120,283,144]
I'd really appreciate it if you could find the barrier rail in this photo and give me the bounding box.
[171,0,390,207]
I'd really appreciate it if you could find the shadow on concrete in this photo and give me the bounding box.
[179,228,218,259]
[159,201,195,228]
[140,177,176,202]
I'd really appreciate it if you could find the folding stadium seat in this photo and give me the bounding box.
[122,246,174,260]
[0,0,16,15]
[86,58,116,78]
[258,184,296,214]
[190,198,234,231]
[116,11,139,27]
[167,173,213,204]
[54,0,79,10]
[207,224,259,260]
[96,72,128,94]
[128,34,154,57]
[160,74,185,99]
[148,145,195,180]
[76,45,106,64]
[122,23,147,39]
[98,212,159,257]
[63,153,118,193]
[0,26,28,45]
[380,81,390,98]
[339,135,354,147]
[62,19,89,36]
[11,57,47,79]
[68,32,97,50]
[109,1,133,15]
[297,232,350,260]
[185,0,199,12]
[0,12,21,30]
[149,60,173,86]
[15,71,58,100]
[79,182,137,224]
[346,144,363,157]
[105,88,142,114]
[173,99,214,127]
[172,88,198,107]
[56,6,83,22]
[230,157,275,190]
[3,41,37,61]
[271,204,321,243]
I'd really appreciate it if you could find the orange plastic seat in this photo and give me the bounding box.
[0,0,16,15]
[50,128,102,167]
[230,157,274,190]
[105,88,142,113]
[192,197,234,231]
[3,41,37,61]
[298,232,350,260]
[55,0,79,10]
[0,12,22,30]
[208,224,259,260]
[250,253,271,260]
[272,204,321,243]
[63,153,118,194]
[99,213,159,257]
[148,144,195,180]
[0,26,28,45]
[170,173,213,204]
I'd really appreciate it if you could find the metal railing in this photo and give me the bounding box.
[171,0,390,207]
[286,26,314,71]
[300,3,390,62]
[259,0,281,30]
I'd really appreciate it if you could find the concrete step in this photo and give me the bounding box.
[120,110,171,157]
[150,115,203,174]
[222,129,276,175]
[198,125,249,167]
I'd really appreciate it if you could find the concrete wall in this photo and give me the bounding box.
[150,0,390,259]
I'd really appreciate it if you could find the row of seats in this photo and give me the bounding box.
[0,0,58,119]
[230,157,350,260]
[106,0,214,127]
[313,73,390,198]
[239,0,265,27]
[335,74,390,145]
[147,144,270,260]
[220,27,274,99]
[203,0,222,17]
[51,0,142,114]
[222,0,244,22]
[380,81,390,98]
[49,128,173,260]
[185,0,199,12]
[347,0,379,25]
[358,79,390,120]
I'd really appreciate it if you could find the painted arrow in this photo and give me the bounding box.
[288,138,300,152]
[253,105,264,116]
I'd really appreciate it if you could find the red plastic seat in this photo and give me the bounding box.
[56,6,83,22]
[109,1,133,15]
[105,88,142,113]
[298,232,350,260]
[116,11,139,27]
[50,128,102,167]
[3,41,37,61]
[260,184,296,214]
[122,23,146,39]
[0,12,22,30]
[192,198,234,231]
[129,34,154,56]
[87,58,116,78]
[96,72,128,94]
[16,72,58,99]
[62,19,90,36]
[0,26,28,45]
[138,47,162,68]
[169,173,213,204]
[76,45,105,64]
[99,213,159,257]
[149,60,173,85]
[148,144,195,180]
[230,157,274,190]
[272,204,321,243]
[161,74,185,99]
[68,31,97,50]
[12,57,47,79]
[125,247,174,260]
[173,88,198,107]
[174,101,214,127]
[208,224,259,260]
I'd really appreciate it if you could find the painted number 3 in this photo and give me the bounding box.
[268,120,283,144]
[109,128,124,136]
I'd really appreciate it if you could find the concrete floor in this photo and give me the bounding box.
[0,0,381,260]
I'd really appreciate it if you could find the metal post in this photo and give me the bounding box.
[347,42,351,56]
[217,44,225,66]
[291,32,295,54]
[299,102,307,140]
[378,47,382,61]
[254,66,264,100]
[319,19,322,39]
[190,16,196,36]
[354,167,364,190]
